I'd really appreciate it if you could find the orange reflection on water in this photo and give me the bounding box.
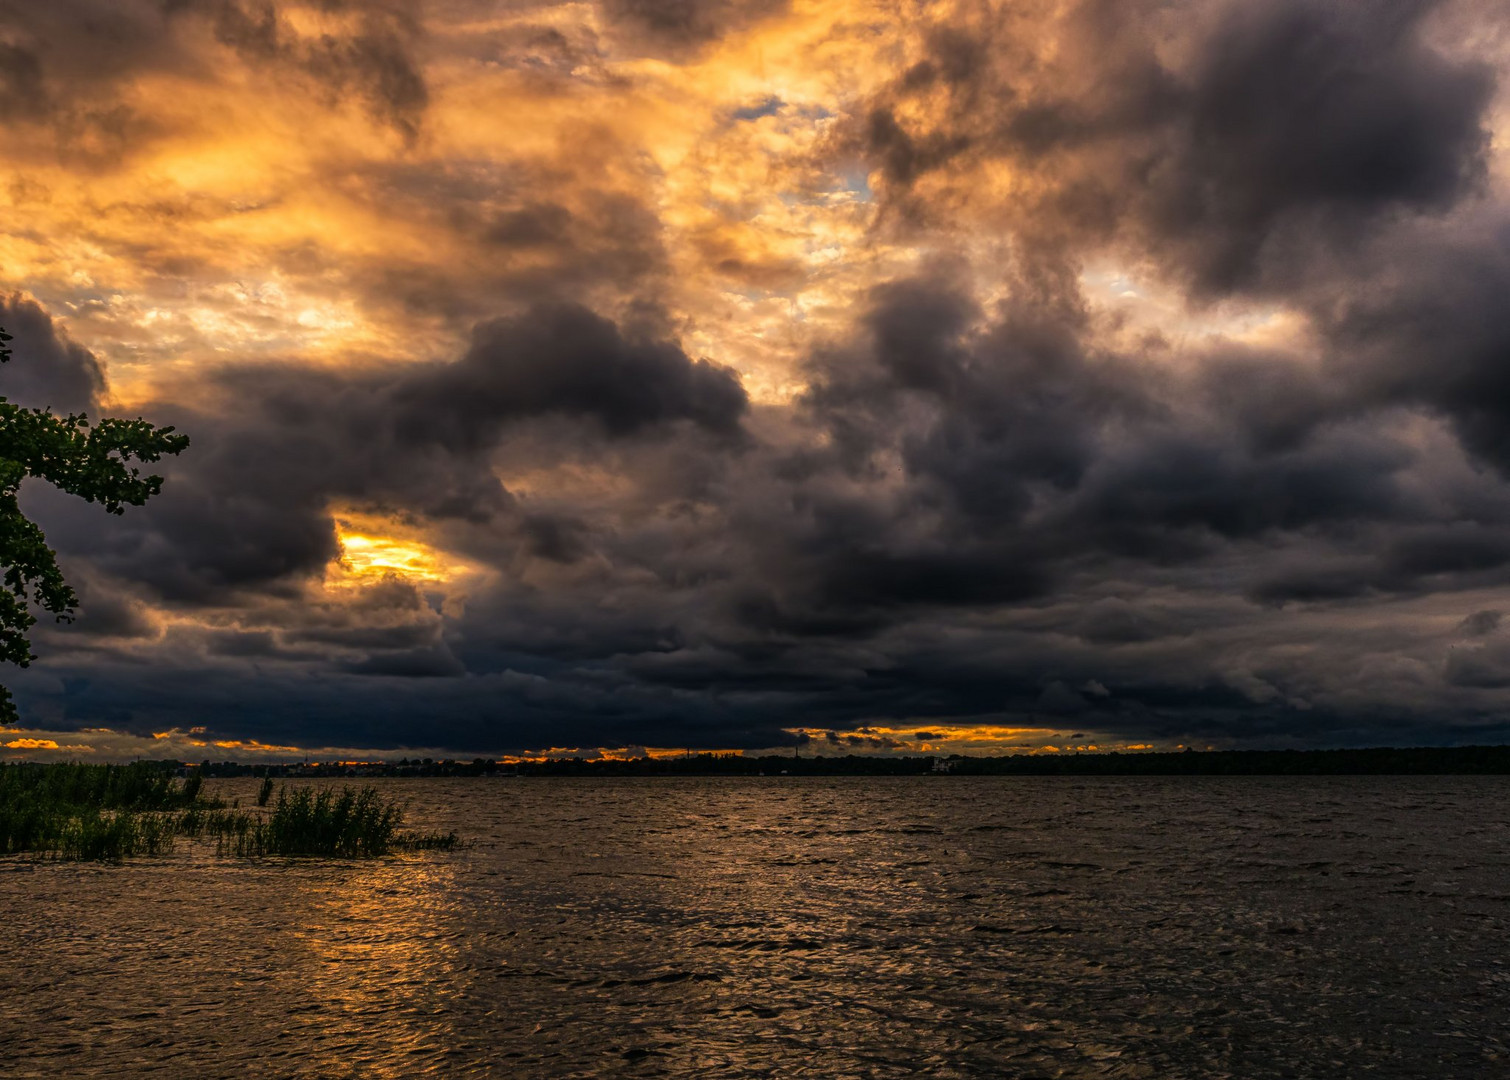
[278,797,470,1076]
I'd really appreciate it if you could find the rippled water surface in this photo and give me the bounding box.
[4,776,1508,1077]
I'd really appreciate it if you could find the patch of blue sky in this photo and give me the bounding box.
[836,166,873,200]
[776,166,873,208]
[732,95,784,121]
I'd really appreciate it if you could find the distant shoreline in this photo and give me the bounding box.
[125,745,1510,778]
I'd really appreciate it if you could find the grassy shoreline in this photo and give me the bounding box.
[0,762,457,861]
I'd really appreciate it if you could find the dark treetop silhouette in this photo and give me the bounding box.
[0,325,188,722]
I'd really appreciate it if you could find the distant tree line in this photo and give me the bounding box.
[143,746,1510,778]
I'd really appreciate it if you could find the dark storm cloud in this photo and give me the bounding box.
[863,106,972,195]
[0,293,103,413]
[393,303,747,450]
[196,0,429,137]
[1246,524,1510,607]
[855,0,1494,292]
[794,0,1510,651]
[1070,599,1182,645]
[600,0,788,54]
[519,513,592,564]
[1459,610,1502,637]
[18,271,1510,753]
[7,652,778,751]
[340,164,670,324]
[988,1,1510,606]
[1319,217,1510,474]
[629,254,1510,747]
[798,274,1429,577]
[0,39,46,119]
[0,2,180,104]
[342,644,466,679]
[0,0,429,144]
[807,269,1510,634]
[43,569,160,641]
[25,300,748,606]
[1444,637,1510,689]
[1163,0,1489,290]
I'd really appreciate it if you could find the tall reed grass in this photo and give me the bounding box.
[228,785,456,857]
[0,761,219,814]
[0,762,219,859]
[0,763,455,861]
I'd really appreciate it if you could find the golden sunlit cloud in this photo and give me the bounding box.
[784,725,1161,755]
[332,520,477,586]
[211,739,302,754]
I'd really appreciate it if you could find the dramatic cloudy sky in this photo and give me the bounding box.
[2,0,1510,759]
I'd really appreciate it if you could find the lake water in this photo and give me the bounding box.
[2,776,1507,1077]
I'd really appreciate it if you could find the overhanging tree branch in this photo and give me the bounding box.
[0,324,189,722]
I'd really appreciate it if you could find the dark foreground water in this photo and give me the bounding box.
[2,777,1508,1078]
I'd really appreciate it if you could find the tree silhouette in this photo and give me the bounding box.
[0,325,188,722]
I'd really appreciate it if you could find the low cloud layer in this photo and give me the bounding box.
[3,0,1510,756]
